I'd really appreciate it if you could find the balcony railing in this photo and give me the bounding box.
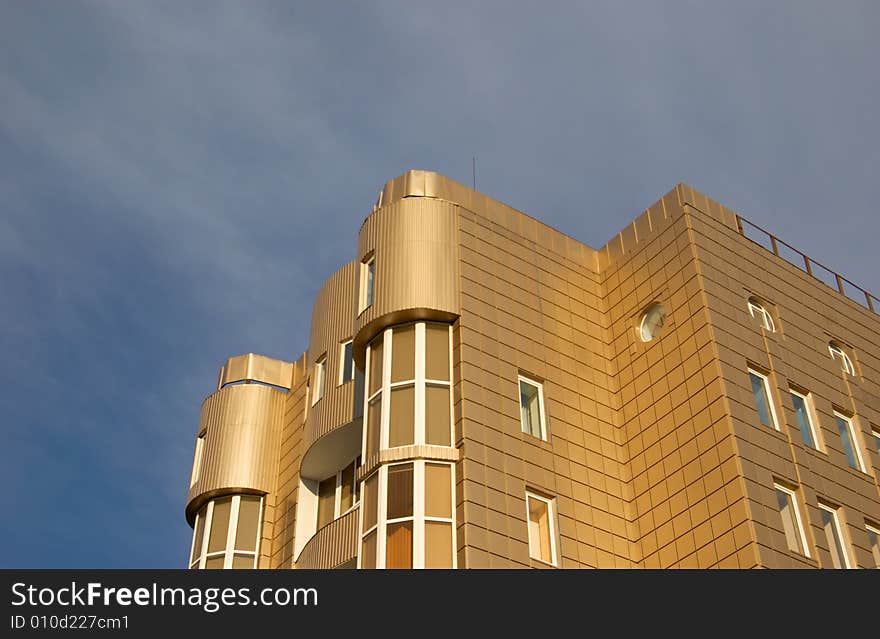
[295,506,359,569]
[735,214,878,315]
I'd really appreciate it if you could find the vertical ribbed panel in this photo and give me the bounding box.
[186,384,285,521]
[304,261,359,450]
[294,507,359,569]
[355,197,460,343]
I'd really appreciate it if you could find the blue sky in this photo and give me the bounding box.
[1,1,878,568]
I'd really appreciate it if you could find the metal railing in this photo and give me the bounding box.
[735,214,878,315]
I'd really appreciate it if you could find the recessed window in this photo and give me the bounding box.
[312,356,327,405]
[317,457,360,530]
[526,491,558,566]
[834,411,865,472]
[189,495,263,569]
[189,433,206,488]
[748,367,779,430]
[359,255,375,313]
[338,339,355,385]
[748,297,776,332]
[518,375,547,440]
[789,388,819,449]
[871,428,879,455]
[828,342,855,376]
[818,502,851,569]
[639,303,666,342]
[865,523,880,568]
[773,484,809,557]
[363,323,453,457]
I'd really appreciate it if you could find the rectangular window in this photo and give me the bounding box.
[312,356,327,405]
[360,255,375,313]
[189,434,205,488]
[748,368,778,430]
[818,502,851,569]
[872,428,880,454]
[519,375,547,440]
[866,523,880,568]
[317,475,336,529]
[526,491,557,566]
[338,340,355,385]
[789,389,819,449]
[834,411,864,472]
[773,483,809,557]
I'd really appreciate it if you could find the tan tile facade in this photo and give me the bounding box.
[183,171,880,569]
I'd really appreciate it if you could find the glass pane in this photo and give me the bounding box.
[520,380,542,438]
[389,385,414,447]
[386,463,413,520]
[366,397,381,457]
[207,497,232,554]
[425,521,453,569]
[425,324,450,381]
[342,341,354,383]
[791,393,815,447]
[363,473,379,531]
[820,508,846,569]
[317,476,337,529]
[836,416,859,469]
[426,385,451,446]
[749,372,773,428]
[775,489,803,554]
[369,338,383,396]
[340,460,355,512]
[868,528,880,568]
[204,555,225,569]
[527,496,552,563]
[361,530,377,569]
[874,432,880,454]
[425,463,452,519]
[386,521,413,569]
[235,496,261,552]
[191,508,206,565]
[391,324,415,383]
[366,260,374,307]
[231,554,255,569]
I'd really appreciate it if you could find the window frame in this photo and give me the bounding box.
[525,490,559,567]
[747,367,780,431]
[748,298,776,332]
[316,456,361,531]
[518,374,548,441]
[788,387,820,450]
[870,428,880,455]
[189,432,206,488]
[189,495,263,569]
[817,501,852,569]
[828,342,855,376]
[359,255,375,314]
[865,522,880,568]
[833,410,865,472]
[312,355,327,406]
[357,460,457,569]
[338,339,355,386]
[772,483,810,558]
[362,322,455,456]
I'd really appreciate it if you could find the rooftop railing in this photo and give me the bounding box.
[734,214,878,315]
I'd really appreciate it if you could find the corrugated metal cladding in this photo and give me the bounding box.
[304,261,358,449]
[295,507,359,569]
[217,353,294,390]
[355,196,461,344]
[186,384,285,520]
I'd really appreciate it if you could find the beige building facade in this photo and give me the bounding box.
[184,170,880,569]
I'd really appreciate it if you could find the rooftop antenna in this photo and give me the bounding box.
[472,156,476,190]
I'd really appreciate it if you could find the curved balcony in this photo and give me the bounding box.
[353,192,461,364]
[295,507,359,569]
[303,261,361,451]
[186,382,285,524]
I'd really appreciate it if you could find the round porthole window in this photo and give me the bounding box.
[639,303,666,342]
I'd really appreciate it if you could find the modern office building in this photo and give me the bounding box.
[184,170,880,569]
